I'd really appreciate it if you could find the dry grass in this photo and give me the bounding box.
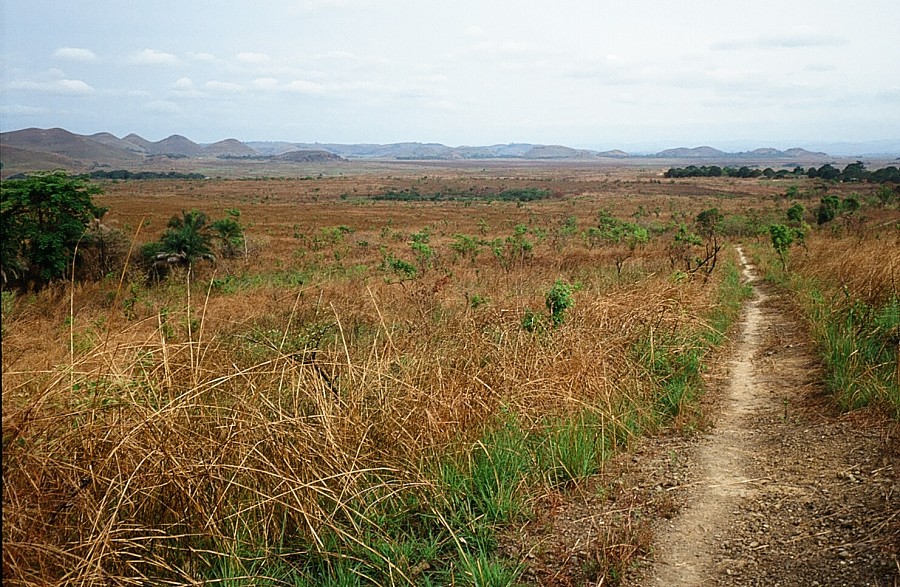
[4,168,882,585]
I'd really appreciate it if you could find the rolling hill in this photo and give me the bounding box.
[1,126,847,178]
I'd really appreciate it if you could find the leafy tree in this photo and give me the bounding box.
[545,279,575,327]
[816,164,841,181]
[491,224,533,272]
[840,161,868,182]
[593,210,649,275]
[450,234,483,264]
[1,171,102,285]
[841,194,860,214]
[144,210,215,277]
[409,227,434,271]
[816,195,841,225]
[875,184,896,208]
[694,208,723,240]
[769,224,795,271]
[786,203,805,225]
[210,208,245,258]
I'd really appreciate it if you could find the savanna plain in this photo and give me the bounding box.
[2,161,899,586]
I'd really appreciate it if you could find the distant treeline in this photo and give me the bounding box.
[664,162,900,183]
[373,187,552,202]
[84,170,207,180]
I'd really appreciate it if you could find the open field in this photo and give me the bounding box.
[2,163,898,586]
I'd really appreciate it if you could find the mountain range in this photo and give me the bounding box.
[0,127,845,175]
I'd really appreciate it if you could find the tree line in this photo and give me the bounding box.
[664,162,900,183]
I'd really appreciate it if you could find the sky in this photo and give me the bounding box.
[2,0,899,152]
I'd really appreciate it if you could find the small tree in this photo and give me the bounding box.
[492,224,533,272]
[786,203,805,225]
[1,171,102,286]
[875,184,896,208]
[145,209,215,277]
[210,208,245,258]
[816,195,841,225]
[769,224,795,271]
[594,210,649,275]
[409,227,434,272]
[545,279,575,327]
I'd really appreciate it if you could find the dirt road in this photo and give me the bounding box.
[629,246,899,586]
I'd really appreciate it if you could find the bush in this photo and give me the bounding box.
[1,171,103,286]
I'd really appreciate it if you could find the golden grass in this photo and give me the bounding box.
[3,169,890,584]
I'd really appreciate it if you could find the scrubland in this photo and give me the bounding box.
[2,166,897,586]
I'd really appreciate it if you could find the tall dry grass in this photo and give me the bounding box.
[772,213,900,415]
[3,181,749,585]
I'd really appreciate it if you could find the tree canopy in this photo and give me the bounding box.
[1,171,103,285]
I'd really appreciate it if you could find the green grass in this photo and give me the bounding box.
[635,260,752,421]
[806,290,899,415]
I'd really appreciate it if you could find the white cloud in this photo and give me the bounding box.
[205,80,245,92]
[9,78,95,95]
[237,52,270,64]
[53,47,97,62]
[174,77,195,91]
[130,49,180,65]
[464,25,486,38]
[285,80,325,94]
[186,52,217,62]
[712,31,848,51]
[172,77,203,98]
[252,77,280,89]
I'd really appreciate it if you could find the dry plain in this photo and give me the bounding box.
[2,160,898,586]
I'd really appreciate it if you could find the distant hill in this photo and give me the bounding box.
[522,145,594,159]
[656,146,727,158]
[89,132,148,154]
[2,126,865,178]
[1,128,142,164]
[0,144,89,172]
[148,134,204,157]
[204,139,258,157]
[122,133,154,151]
[654,145,829,160]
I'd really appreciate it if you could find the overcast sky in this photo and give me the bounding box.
[2,0,899,151]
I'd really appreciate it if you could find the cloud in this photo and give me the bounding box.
[464,25,486,38]
[205,80,246,93]
[804,63,837,72]
[186,52,217,63]
[712,32,848,51]
[53,47,97,62]
[285,80,325,94]
[130,49,180,65]
[174,77,195,91]
[9,78,95,95]
[237,52,270,64]
[172,77,203,98]
[252,77,280,90]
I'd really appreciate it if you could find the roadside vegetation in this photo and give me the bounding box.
[2,167,896,585]
[758,182,900,416]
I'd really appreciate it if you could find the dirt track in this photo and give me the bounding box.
[627,247,900,586]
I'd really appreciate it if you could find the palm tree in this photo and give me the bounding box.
[154,210,215,275]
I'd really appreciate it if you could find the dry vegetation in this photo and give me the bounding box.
[2,164,897,586]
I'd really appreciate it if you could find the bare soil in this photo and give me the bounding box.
[511,248,899,586]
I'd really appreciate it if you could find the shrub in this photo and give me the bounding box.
[1,171,103,285]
